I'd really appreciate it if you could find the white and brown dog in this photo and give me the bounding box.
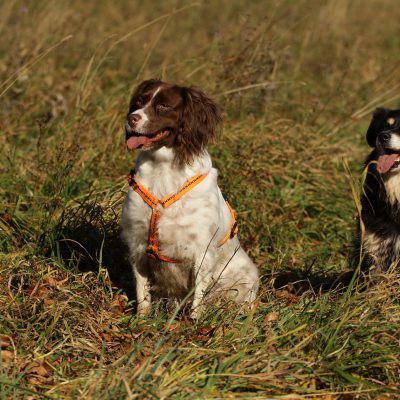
[121,79,259,318]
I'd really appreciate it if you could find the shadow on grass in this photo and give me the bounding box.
[52,199,136,300]
[269,268,358,295]
[53,199,359,302]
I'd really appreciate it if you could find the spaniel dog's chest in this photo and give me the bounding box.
[123,186,220,259]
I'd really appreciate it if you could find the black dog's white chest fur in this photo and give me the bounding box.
[383,172,400,208]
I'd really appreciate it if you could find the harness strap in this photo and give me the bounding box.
[160,173,208,208]
[127,169,238,263]
[127,172,158,209]
[146,210,179,263]
[218,196,239,247]
[127,169,209,263]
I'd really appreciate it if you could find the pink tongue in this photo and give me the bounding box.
[126,131,169,150]
[377,154,399,174]
[126,135,151,149]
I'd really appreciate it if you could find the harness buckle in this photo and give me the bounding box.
[230,221,238,238]
[146,247,158,260]
[127,168,137,185]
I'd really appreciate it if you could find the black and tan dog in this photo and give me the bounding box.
[354,107,400,273]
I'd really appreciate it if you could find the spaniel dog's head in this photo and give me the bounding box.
[125,79,222,164]
[366,107,400,174]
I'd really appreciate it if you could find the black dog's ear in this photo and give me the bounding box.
[366,107,390,147]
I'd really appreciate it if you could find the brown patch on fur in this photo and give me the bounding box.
[175,86,222,165]
[126,80,222,166]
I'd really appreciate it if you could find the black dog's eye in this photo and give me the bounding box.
[156,104,171,112]
[136,98,143,107]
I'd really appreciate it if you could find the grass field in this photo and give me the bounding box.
[1,0,400,398]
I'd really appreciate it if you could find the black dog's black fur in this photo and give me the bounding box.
[353,107,400,273]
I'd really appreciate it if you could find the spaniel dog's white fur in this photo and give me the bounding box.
[121,79,259,318]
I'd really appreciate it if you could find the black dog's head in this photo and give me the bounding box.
[366,107,400,174]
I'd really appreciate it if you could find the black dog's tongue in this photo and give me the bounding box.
[377,154,400,174]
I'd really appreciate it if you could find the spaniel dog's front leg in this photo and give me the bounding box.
[191,253,215,319]
[132,257,151,315]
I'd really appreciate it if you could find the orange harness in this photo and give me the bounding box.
[127,169,238,263]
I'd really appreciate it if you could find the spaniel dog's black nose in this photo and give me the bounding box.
[128,113,141,128]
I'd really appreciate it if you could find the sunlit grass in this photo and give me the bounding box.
[1,0,400,398]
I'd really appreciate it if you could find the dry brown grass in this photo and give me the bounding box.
[1,0,400,398]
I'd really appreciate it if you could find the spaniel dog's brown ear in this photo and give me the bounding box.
[176,86,222,164]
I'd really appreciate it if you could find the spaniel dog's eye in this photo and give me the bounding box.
[157,104,170,112]
[136,98,143,107]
